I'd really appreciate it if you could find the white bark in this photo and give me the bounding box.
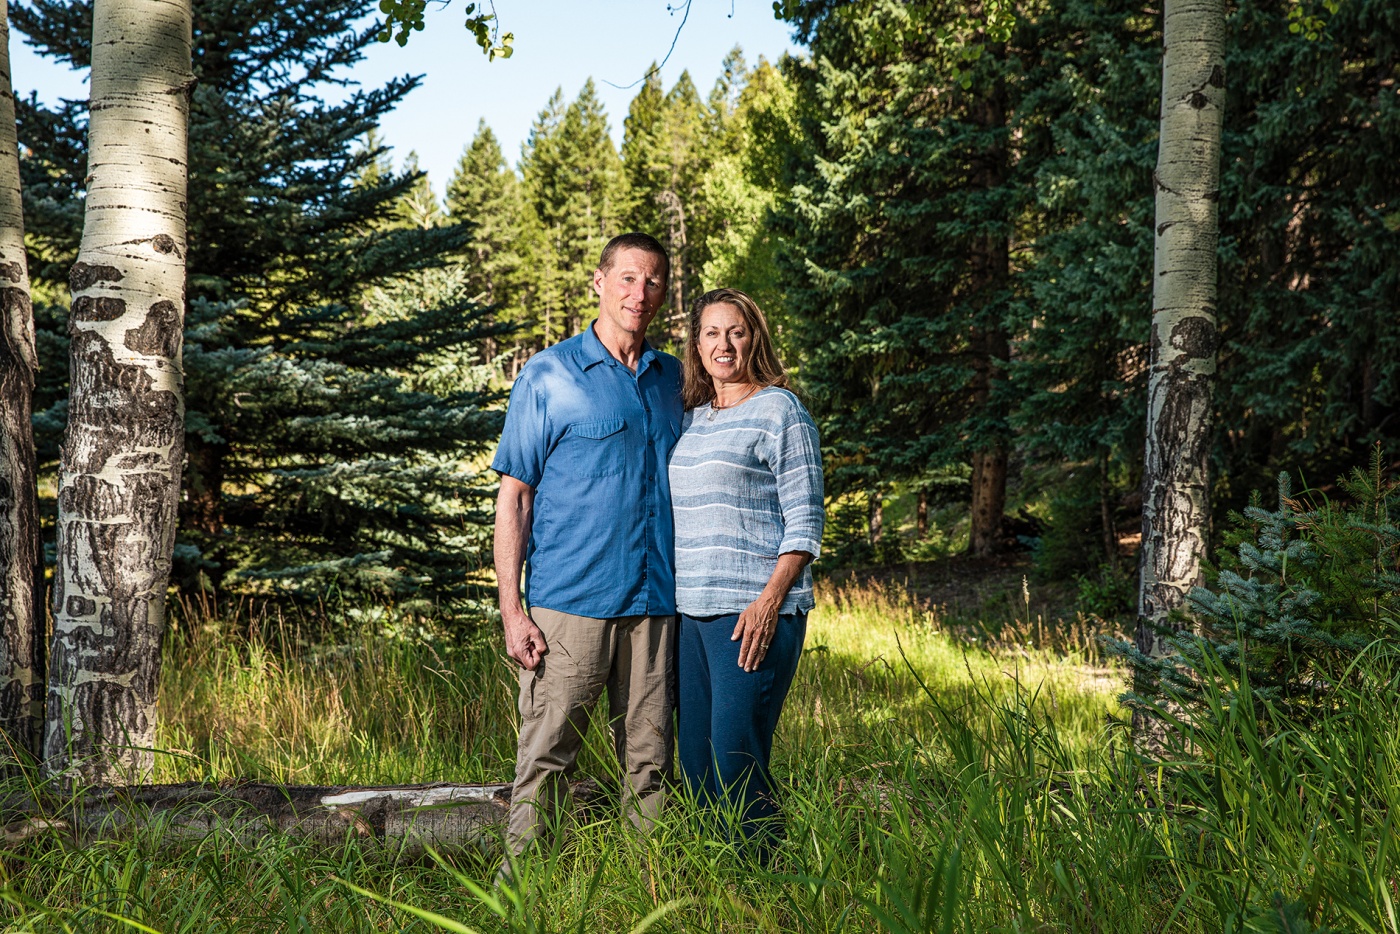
[45,0,192,783]
[1137,0,1224,664]
[0,0,44,762]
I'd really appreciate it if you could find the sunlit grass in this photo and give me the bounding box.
[148,581,1122,790]
[3,582,1395,932]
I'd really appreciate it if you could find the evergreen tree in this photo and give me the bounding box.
[16,0,506,610]
[1010,0,1160,575]
[1211,0,1400,500]
[776,0,1025,555]
[447,119,541,370]
[520,80,624,343]
[690,53,802,338]
[393,151,445,229]
[621,68,712,342]
[1014,0,1400,570]
[621,69,668,240]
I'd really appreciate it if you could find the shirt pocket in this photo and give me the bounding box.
[563,417,628,478]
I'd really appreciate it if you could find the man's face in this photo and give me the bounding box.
[593,247,667,339]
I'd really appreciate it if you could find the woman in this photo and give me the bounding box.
[669,287,824,849]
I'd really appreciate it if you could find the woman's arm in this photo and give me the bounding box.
[733,550,812,672]
[733,395,826,671]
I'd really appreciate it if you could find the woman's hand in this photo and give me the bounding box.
[732,552,813,671]
[733,594,781,672]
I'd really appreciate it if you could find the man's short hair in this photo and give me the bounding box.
[597,232,670,279]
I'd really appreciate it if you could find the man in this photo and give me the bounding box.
[491,232,682,861]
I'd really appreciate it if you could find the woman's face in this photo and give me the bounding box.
[697,302,753,385]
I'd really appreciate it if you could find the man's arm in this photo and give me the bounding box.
[495,474,547,670]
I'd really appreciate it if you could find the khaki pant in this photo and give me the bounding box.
[505,608,676,856]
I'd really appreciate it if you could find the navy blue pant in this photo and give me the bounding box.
[677,611,806,845]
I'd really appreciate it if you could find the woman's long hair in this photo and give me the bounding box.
[682,288,789,410]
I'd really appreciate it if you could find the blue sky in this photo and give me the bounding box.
[12,0,801,195]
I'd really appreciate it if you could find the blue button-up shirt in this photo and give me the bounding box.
[491,322,683,618]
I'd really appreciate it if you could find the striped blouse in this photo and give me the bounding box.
[668,387,825,616]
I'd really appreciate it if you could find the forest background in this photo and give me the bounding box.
[21,0,1399,622]
[3,0,1400,930]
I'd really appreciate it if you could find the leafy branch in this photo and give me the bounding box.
[377,0,514,58]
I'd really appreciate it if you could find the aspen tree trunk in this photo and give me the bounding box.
[0,0,45,763]
[44,0,192,783]
[1135,0,1224,737]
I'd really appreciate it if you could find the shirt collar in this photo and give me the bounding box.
[578,320,658,375]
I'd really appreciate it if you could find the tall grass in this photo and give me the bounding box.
[1,584,1394,932]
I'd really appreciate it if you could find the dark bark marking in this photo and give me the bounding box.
[124,301,180,357]
[1189,91,1209,110]
[66,596,96,617]
[0,261,22,284]
[71,295,128,326]
[70,262,124,293]
[1168,315,1217,360]
[150,235,178,256]
[1208,65,1224,88]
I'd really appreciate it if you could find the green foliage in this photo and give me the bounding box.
[1116,448,1400,723]
[520,82,626,345]
[16,0,507,610]
[818,494,876,570]
[775,0,1024,498]
[1072,566,1134,619]
[447,121,544,361]
[1032,469,1108,582]
[376,0,513,57]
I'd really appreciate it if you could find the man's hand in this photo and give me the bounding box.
[503,607,548,670]
[495,475,547,669]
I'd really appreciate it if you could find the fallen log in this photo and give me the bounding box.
[1,779,606,854]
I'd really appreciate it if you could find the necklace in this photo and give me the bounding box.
[706,384,759,421]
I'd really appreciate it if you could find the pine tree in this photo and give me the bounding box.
[621,69,668,241]
[447,120,541,370]
[621,69,712,341]
[521,80,624,343]
[1010,0,1160,575]
[690,54,800,326]
[776,0,1024,555]
[1211,0,1400,497]
[17,0,505,612]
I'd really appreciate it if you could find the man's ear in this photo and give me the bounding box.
[592,267,605,297]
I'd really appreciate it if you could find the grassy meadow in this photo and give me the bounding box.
[2,581,1396,932]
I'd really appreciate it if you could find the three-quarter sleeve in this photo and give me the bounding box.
[491,375,549,487]
[764,397,825,560]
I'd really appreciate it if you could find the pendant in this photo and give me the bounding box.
[706,406,717,421]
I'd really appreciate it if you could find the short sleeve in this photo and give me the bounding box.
[491,375,549,487]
